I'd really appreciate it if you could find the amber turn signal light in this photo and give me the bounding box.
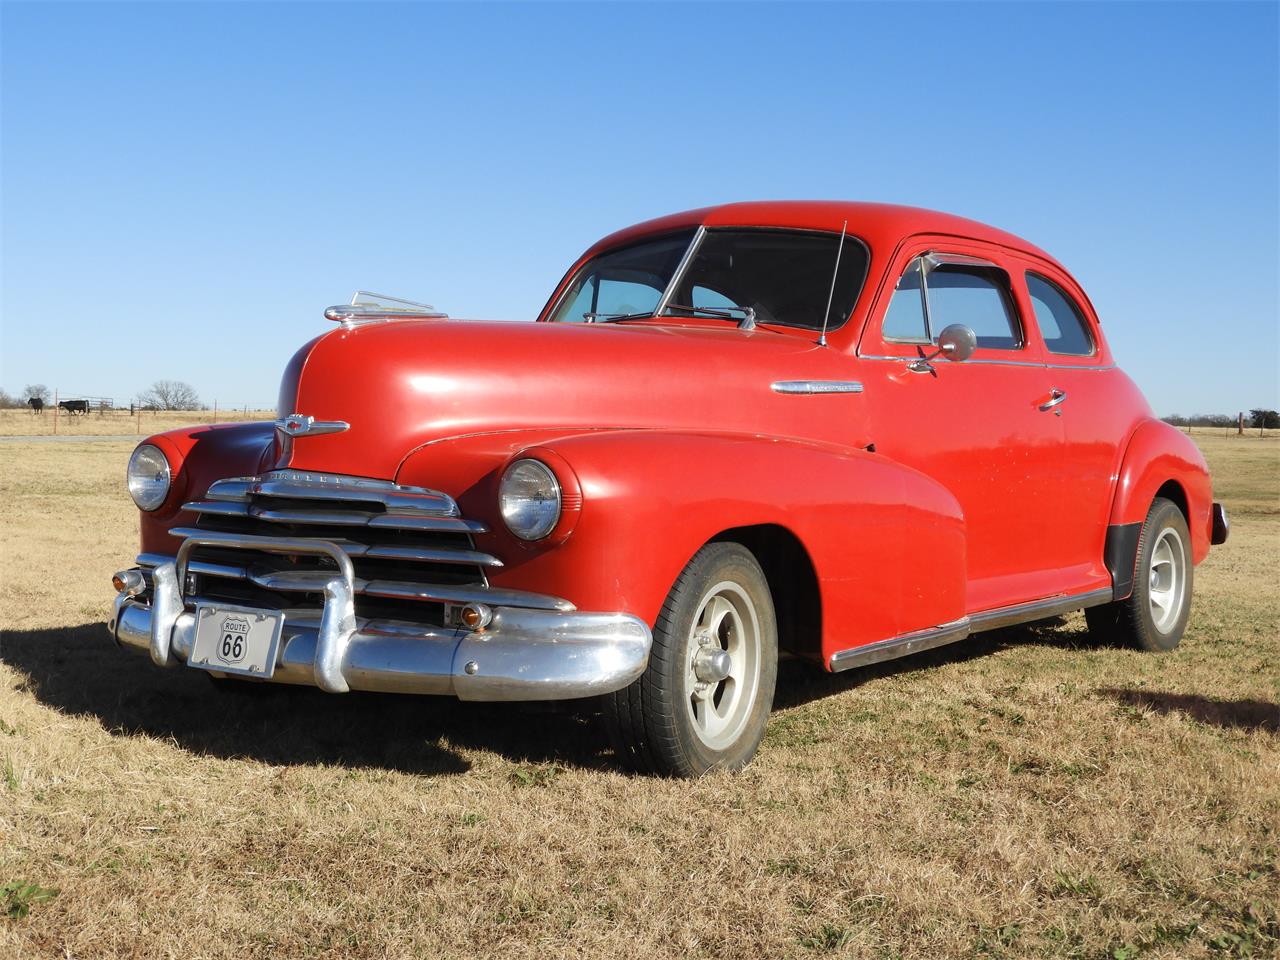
[460,603,493,630]
[112,569,146,596]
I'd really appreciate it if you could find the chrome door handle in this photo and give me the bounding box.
[1039,388,1067,412]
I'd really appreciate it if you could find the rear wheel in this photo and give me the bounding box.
[1085,496,1192,651]
[604,542,778,777]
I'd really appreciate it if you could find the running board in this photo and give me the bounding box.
[827,587,1113,672]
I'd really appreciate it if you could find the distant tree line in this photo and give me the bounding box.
[1162,410,1279,429]
[0,380,203,411]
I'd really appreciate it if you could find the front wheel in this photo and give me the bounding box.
[1086,496,1193,651]
[604,542,778,777]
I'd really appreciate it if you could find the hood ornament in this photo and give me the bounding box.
[274,414,349,439]
[324,290,448,328]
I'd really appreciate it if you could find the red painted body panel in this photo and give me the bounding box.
[398,430,966,650]
[138,421,276,556]
[1109,419,1214,564]
[131,201,1221,668]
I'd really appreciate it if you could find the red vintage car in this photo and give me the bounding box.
[109,201,1229,777]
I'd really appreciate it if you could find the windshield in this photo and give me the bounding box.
[548,227,869,332]
[548,231,695,323]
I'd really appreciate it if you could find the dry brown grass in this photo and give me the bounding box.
[0,435,1276,959]
[0,408,274,438]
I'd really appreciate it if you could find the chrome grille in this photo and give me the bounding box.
[151,470,571,625]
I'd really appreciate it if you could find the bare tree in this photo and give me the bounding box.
[22,384,50,403]
[0,388,24,409]
[139,380,201,411]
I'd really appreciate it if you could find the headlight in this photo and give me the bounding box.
[499,459,561,541]
[127,443,171,511]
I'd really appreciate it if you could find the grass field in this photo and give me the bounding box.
[0,434,1276,958]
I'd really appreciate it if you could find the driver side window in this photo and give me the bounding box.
[882,255,1023,350]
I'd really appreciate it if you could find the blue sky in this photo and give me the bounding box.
[2,1,1277,415]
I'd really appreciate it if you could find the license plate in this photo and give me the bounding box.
[189,603,284,679]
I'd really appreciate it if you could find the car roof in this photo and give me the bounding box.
[582,200,1061,268]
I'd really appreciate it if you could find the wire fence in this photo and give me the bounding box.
[3,392,276,437]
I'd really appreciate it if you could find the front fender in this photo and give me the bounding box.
[401,429,966,663]
[1108,418,1213,564]
[137,422,277,557]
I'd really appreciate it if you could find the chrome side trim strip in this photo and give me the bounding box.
[828,587,1116,672]
[771,380,864,395]
[967,587,1113,633]
[829,619,970,672]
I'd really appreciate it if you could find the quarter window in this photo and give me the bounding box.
[882,255,1022,350]
[1026,273,1094,356]
[882,259,928,341]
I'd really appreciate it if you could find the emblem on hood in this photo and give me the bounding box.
[274,414,349,439]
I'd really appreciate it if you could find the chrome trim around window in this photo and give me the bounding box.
[857,354,1116,371]
[771,380,864,395]
[652,225,707,319]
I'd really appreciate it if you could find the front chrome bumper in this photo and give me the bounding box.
[108,557,652,701]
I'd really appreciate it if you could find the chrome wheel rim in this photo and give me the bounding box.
[684,581,762,751]
[1148,527,1186,634]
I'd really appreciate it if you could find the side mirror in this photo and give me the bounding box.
[937,323,977,362]
[906,324,977,375]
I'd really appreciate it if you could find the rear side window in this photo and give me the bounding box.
[881,255,1022,350]
[1026,273,1095,356]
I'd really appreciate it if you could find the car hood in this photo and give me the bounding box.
[280,318,865,480]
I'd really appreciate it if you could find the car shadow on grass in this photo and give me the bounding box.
[1096,688,1278,733]
[1,622,616,775]
[773,615,1101,711]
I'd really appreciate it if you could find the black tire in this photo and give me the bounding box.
[1085,497,1193,652]
[604,542,778,777]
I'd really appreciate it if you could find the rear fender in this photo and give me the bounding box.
[1108,418,1213,573]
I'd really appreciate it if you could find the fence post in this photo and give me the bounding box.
[52,389,58,435]
[213,399,218,424]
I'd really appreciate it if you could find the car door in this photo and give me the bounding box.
[857,236,1070,616]
[1010,259,1144,595]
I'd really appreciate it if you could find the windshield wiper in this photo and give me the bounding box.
[663,303,757,331]
[581,311,655,323]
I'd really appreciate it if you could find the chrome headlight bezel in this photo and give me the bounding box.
[127,443,172,512]
[499,459,562,541]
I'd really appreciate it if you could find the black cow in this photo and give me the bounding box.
[59,399,89,415]
[27,397,44,414]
